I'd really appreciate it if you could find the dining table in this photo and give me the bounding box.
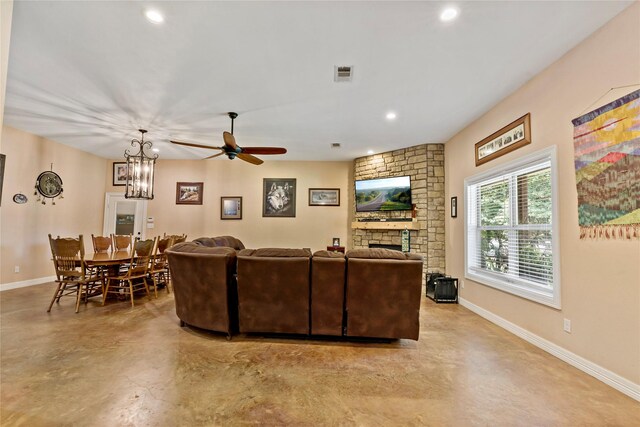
[84,251,135,298]
[84,250,134,268]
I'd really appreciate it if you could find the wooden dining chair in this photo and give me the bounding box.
[90,234,113,277]
[149,236,174,298]
[47,234,103,313]
[91,234,112,253]
[102,237,156,307]
[111,234,133,251]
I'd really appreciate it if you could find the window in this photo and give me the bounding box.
[464,146,560,308]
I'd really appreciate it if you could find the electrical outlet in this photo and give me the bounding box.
[563,318,571,333]
[14,265,20,273]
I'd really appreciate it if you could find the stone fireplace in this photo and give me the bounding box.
[352,144,445,282]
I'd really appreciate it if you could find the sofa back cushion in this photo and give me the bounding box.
[238,248,311,257]
[192,236,245,250]
[345,251,423,340]
[237,249,311,334]
[311,251,346,336]
[346,248,422,261]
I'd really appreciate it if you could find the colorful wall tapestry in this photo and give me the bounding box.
[572,89,640,239]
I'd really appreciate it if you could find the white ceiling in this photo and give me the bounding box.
[4,0,633,161]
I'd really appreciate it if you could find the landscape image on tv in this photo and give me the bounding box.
[355,176,412,212]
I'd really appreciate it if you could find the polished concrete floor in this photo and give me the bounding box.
[1,283,639,426]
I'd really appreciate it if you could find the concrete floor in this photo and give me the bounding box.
[1,283,639,426]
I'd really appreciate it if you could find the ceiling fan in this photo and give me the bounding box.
[170,112,287,165]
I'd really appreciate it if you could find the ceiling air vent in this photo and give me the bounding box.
[334,66,353,82]
[331,143,341,149]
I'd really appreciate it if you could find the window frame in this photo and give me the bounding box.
[464,146,561,308]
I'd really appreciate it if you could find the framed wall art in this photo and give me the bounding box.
[308,188,340,206]
[451,196,457,218]
[263,178,296,217]
[112,162,130,186]
[221,196,242,220]
[176,182,204,205]
[475,113,531,166]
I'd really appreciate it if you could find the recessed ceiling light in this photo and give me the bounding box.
[145,9,164,24]
[386,112,397,120]
[152,148,160,153]
[367,150,374,155]
[440,7,459,22]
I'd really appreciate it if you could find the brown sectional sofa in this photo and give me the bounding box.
[167,237,423,340]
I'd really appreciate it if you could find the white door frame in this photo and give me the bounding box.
[103,192,148,239]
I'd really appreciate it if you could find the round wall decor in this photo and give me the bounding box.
[13,193,28,204]
[34,170,64,204]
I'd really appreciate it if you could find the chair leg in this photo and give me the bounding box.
[102,278,112,306]
[144,278,152,301]
[56,283,66,303]
[128,280,135,307]
[47,282,63,312]
[75,284,83,313]
[152,275,158,299]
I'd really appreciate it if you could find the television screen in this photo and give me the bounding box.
[355,175,412,212]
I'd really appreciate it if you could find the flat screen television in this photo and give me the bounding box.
[355,175,412,212]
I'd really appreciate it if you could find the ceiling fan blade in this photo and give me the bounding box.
[237,153,264,165]
[241,147,287,155]
[204,152,226,160]
[223,131,237,151]
[170,140,223,151]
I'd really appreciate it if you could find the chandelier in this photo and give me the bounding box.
[124,129,158,200]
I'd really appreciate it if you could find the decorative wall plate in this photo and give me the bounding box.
[35,171,63,198]
[13,193,28,204]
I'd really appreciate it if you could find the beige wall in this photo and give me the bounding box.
[445,4,640,384]
[0,126,108,285]
[1,125,350,288]
[105,158,351,251]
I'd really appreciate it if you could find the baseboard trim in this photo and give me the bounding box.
[0,276,55,291]
[459,297,640,402]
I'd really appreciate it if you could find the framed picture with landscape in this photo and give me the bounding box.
[221,196,242,220]
[475,113,531,166]
[176,182,204,205]
[308,188,340,206]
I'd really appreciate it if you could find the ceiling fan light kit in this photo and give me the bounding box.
[170,112,287,165]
